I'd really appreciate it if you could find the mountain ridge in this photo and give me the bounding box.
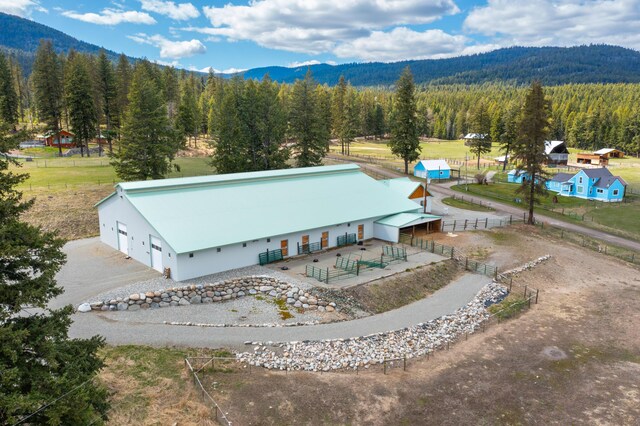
[2,12,640,86]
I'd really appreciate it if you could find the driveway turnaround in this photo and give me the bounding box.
[68,274,490,349]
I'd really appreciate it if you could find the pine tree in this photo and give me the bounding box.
[331,75,347,153]
[340,88,359,155]
[176,76,199,148]
[111,62,181,180]
[389,66,420,174]
[32,40,64,156]
[115,54,132,139]
[499,104,520,171]
[255,75,289,170]
[289,70,329,167]
[97,51,118,153]
[65,55,97,157]
[469,102,492,169]
[512,81,551,225]
[0,123,109,423]
[211,78,248,174]
[0,52,18,129]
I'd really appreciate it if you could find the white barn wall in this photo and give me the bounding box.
[98,191,178,275]
[172,220,376,281]
[373,223,399,243]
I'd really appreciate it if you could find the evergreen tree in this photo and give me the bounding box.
[211,78,248,173]
[65,55,97,157]
[0,124,109,424]
[0,52,18,129]
[512,81,551,225]
[255,75,289,170]
[388,66,420,174]
[373,102,385,139]
[115,54,132,138]
[331,75,347,153]
[469,102,492,169]
[111,62,180,180]
[340,88,359,155]
[289,70,329,167]
[176,76,199,148]
[32,40,64,156]
[97,51,118,153]
[499,104,520,171]
[162,66,180,122]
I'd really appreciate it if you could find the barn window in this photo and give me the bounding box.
[189,253,194,258]
[267,238,271,242]
[347,223,351,227]
[217,248,221,252]
[243,243,247,247]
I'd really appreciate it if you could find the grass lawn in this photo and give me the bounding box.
[442,196,496,212]
[452,182,640,241]
[11,156,213,189]
[333,139,503,162]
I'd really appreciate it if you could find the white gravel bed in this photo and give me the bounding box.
[96,296,324,326]
[237,282,509,371]
[83,264,312,304]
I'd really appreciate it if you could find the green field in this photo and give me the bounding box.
[452,182,640,241]
[442,196,496,212]
[10,156,213,188]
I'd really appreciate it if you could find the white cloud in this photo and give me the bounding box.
[287,60,322,67]
[129,33,206,58]
[140,0,199,20]
[464,0,640,50]
[192,0,460,54]
[153,59,182,67]
[0,0,46,16]
[62,8,156,25]
[334,27,481,61]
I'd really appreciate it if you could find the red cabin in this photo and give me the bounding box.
[41,130,75,148]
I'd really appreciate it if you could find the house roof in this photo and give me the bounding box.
[593,148,623,155]
[375,212,441,228]
[463,133,486,139]
[417,159,450,171]
[582,168,614,180]
[380,177,430,198]
[99,164,420,254]
[495,155,509,162]
[544,140,568,154]
[550,172,574,182]
[594,176,627,189]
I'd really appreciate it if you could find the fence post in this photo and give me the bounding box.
[326,268,329,284]
[509,215,512,225]
[535,289,539,304]
[383,360,387,375]
[465,257,468,270]
[474,218,478,229]
[523,285,528,298]
[485,218,489,228]
[403,356,407,371]
[450,248,454,259]
[464,219,468,230]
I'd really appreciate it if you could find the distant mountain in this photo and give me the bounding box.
[240,45,640,86]
[2,12,640,86]
[0,12,126,74]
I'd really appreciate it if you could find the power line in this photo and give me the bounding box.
[11,378,94,426]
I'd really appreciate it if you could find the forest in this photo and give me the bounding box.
[2,39,640,182]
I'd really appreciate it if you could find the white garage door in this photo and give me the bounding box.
[150,236,162,272]
[117,223,128,255]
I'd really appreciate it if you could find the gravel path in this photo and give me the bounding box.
[69,273,490,349]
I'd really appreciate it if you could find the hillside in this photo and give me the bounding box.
[240,45,640,86]
[0,12,125,74]
[2,12,640,86]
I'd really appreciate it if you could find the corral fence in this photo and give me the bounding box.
[298,241,322,255]
[184,357,235,426]
[258,249,283,266]
[399,233,499,279]
[305,245,408,283]
[336,233,357,247]
[440,215,519,232]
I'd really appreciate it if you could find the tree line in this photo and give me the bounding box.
[2,40,640,183]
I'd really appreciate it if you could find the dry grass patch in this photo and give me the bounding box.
[345,260,462,314]
[100,346,227,425]
[20,186,113,240]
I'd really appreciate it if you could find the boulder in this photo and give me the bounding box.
[77,303,92,313]
[129,294,140,301]
[117,302,128,311]
[178,298,190,306]
[190,295,202,304]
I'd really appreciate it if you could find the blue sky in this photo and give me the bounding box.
[4,0,640,72]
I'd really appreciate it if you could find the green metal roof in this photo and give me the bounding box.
[380,177,427,197]
[106,164,420,253]
[375,212,441,228]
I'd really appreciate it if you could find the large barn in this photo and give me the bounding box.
[96,164,438,281]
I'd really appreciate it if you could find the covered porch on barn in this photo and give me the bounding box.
[374,213,442,242]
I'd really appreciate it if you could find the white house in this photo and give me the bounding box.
[96,164,438,281]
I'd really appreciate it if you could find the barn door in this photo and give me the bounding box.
[357,224,364,240]
[117,223,128,255]
[280,239,288,257]
[150,236,162,272]
[321,231,329,248]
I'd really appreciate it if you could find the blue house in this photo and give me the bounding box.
[507,169,529,184]
[413,160,451,180]
[546,168,626,202]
